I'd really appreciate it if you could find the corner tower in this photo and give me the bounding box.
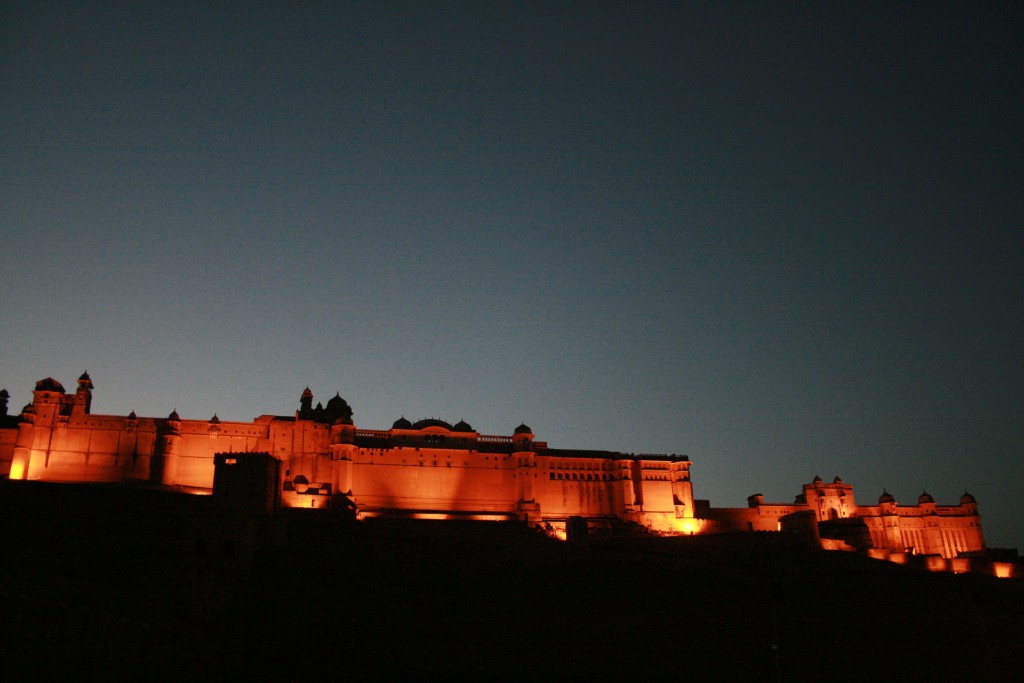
[328,392,357,500]
[512,423,541,524]
[73,371,94,415]
[299,387,314,419]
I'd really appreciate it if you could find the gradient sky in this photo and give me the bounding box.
[2,2,1021,549]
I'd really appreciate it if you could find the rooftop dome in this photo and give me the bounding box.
[392,416,413,429]
[878,490,896,504]
[960,491,976,505]
[918,490,934,504]
[413,418,452,430]
[326,393,349,411]
[34,377,65,393]
[325,393,353,423]
[452,419,473,432]
[167,409,180,421]
[514,423,533,435]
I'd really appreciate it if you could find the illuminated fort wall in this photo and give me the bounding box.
[0,376,694,532]
[857,492,986,560]
[0,420,16,477]
[702,476,985,559]
[0,375,984,553]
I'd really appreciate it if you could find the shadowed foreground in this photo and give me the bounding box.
[1,483,1022,680]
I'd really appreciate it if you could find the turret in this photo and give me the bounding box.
[670,457,695,520]
[0,388,9,419]
[917,490,937,516]
[73,371,94,415]
[32,377,66,408]
[9,378,70,480]
[877,490,901,552]
[511,423,540,523]
[878,489,897,512]
[329,407,358,497]
[512,423,534,451]
[299,387,313,419]
[156,409,182,485]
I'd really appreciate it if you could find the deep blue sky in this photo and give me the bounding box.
[2,2,1021,549]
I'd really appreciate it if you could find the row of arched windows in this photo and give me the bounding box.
[549,472,618,482]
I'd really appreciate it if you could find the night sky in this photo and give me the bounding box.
[2,3,1021,550]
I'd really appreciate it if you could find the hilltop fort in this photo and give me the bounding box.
[0,373,1006,575]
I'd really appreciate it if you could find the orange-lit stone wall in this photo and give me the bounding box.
[158,418,268,490]
[535,456,627,520]
[857,501,986,559]
[0,376,983,548]
[700,503,807,532]
[704,476,986,559]
[10,381,159,485]
[0,425,16,477]
[0,377,693,531]
[801,477,857,520]
[349,442,518,516]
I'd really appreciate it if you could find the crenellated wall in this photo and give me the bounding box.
[0,376,692,531]
[0,375,987,549]
[703,477,986,559]
[857,504,986,559]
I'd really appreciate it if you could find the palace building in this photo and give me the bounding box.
[0,373,988,562]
